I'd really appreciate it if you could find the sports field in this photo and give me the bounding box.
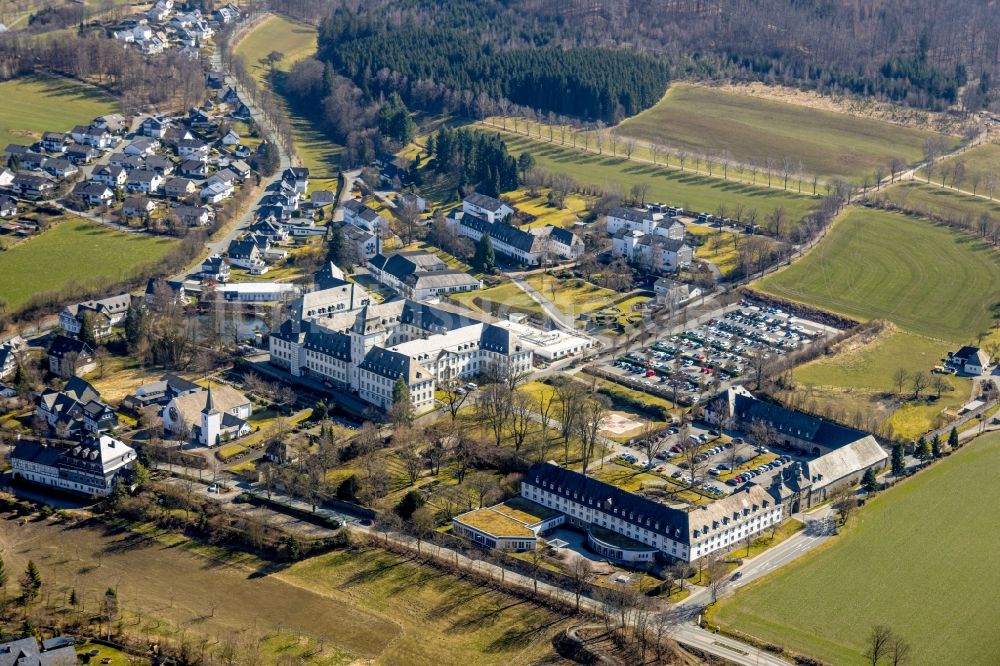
[713,430,1000,665]
[234,15,341,190]
[615,84,954,183]
[880,180,1000,221]
[756,208,1000,341]
[491,129,818,224]
[0,218,177,311]
[0,76,118,149]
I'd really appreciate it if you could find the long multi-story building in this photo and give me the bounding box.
[270,278,589,413]
[11,434,136,497]
[455,462,782,563]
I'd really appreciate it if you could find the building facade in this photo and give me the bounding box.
[11,435,136,497]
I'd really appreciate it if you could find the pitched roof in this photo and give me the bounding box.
[465,192,505,212]
[807,436,887,490]
[168,384,249,429]
[733,392,868,450]
[460,214,538,253]
[48,335,93,359]
[524,462,691,543]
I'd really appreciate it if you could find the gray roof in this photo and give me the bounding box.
[524,463,691,544]
[465,192,505,212]
[227,239,259,258]
[807,437,887,490]
[359,346,423,382]
[733,393,869,450]
[460,214,538,253]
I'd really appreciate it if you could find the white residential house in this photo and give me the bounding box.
[343,224,382,261]
[282,167,309,193]
[124,137,160,157]
[91,164,127,188]
[201,180,234,203]
[462,192,514,223]
[123,196,156,218]
[343,199,388,233]
[612,230,693,272]
[126,169,162,194]
[953,346,990,375]
[177,139,210,161]
[73,182,114,207]
[201,254,230,282]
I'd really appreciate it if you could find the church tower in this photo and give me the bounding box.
[201,384,222,446]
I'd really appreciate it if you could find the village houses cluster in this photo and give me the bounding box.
[1,72,261,238]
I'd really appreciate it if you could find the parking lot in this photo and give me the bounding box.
[609,422,816,502]
[601,301,840,404]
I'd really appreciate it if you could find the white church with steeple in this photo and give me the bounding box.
[162,383,253,446]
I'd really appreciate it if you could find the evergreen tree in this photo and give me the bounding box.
[123,302,149,350]
[862,468,878,493]
[891,443,905,475]
[931,433,942,458]
[336,474,359,501]
[69,588,78,607]
[391,377,413,424]
[326,222,346,267]
[0,556,6,593]
[283,535,302,561]
[377,92,415,144]
[915,436,931,459]
[948,426,959,449]
[395,490,425,520]
[20,561,40,605]
[79,311,99,349]
[517,152,536,179]
[474,233,495,273]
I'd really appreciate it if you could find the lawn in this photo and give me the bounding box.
[687,225,748,277]
[483,128,819,224]
[525,274,615,316]
[0,218,177,312]
[917,142,1000,191]
[504,188,589,229]
[450,282,542,316]
[755,208,1000,341]
[234,15,341,190]
[0,75,118,149]
[615,83,955,183]
[712,430,1000,665]
[877,180,1000,222]
[794,328,973,439]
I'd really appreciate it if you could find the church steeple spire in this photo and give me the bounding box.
[202,383,219,415]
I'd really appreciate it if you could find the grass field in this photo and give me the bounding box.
[0,76,118,149]
[616,84,954,183]
[917,142,1000,190]
[525,274,616,316]
[234,15,341,190]
[3,518,568,666]
[450,282,542,316]
[878,180,1000,221]
[793,329,972,439]
[0,218,177,311]
[756,208,1000,342]
[483,128,819,224]
[503,188,589,229]
[713,431,1000,665]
